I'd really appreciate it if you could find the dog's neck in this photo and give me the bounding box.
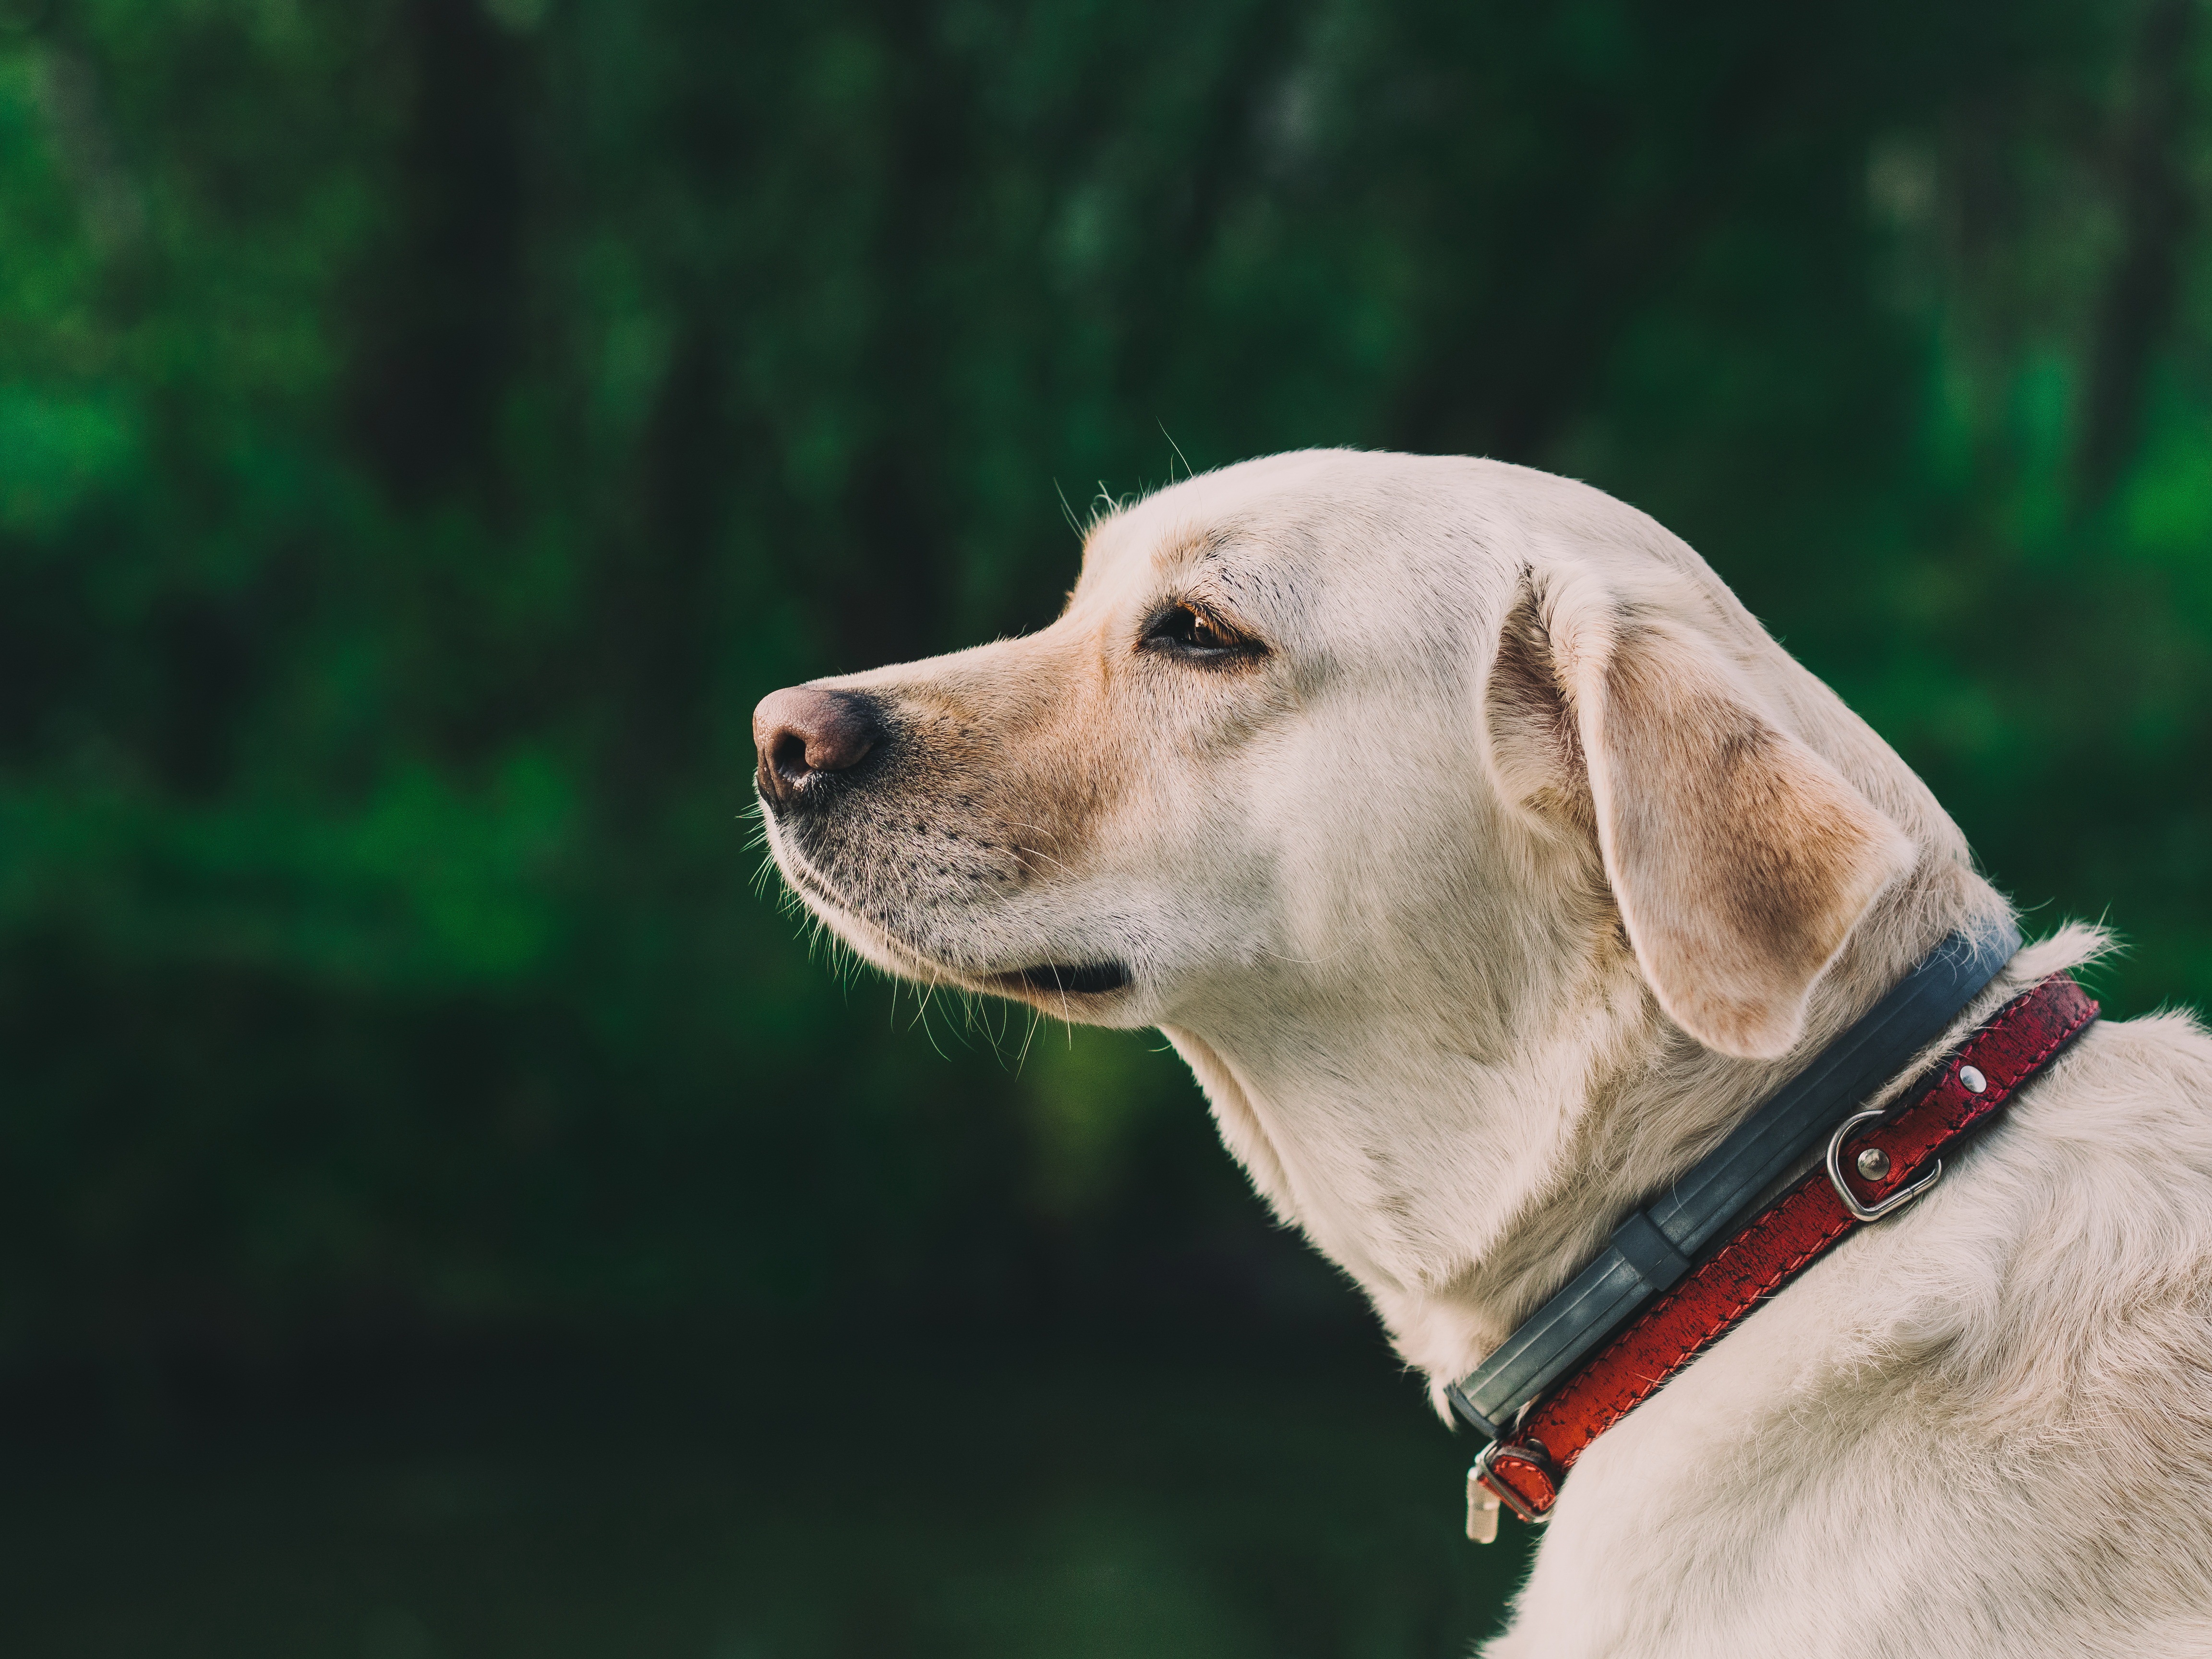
[1162,857,2014,1406]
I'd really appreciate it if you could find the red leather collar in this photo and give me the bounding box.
[1474,970,2099,1527]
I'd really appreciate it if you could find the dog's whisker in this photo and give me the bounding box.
[1014,1005,1042,1073]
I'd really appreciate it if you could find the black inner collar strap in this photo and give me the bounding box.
[1445,922,2022,1442]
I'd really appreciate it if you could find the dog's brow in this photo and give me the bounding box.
[1150,525,1236,574]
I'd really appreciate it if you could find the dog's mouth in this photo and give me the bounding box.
[996,961,1132,998]
[771,845,1134,1003]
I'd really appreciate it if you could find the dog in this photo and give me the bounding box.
[753,450,2212,1655]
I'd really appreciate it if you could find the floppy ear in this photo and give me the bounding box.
[1487,577,1914,1060]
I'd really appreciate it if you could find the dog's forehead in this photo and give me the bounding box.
[1067,449,1727,655]
[1076,452,1410,604]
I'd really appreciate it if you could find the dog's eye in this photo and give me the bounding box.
[1142,602,1262,661]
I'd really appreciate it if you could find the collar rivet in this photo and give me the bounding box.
[1959,1064,1987,1094]
[1855,1146,1892,1181]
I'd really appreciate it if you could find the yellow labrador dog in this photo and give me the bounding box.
[754,451,2212,1656]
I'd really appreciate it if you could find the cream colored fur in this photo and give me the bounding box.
[757,450,2212,1655]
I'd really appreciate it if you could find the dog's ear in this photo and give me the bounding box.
[1485,576,1914,1060]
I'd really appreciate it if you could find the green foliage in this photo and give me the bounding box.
[0,0,2207,1356]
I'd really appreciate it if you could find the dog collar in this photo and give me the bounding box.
[1454,929,2099,1539]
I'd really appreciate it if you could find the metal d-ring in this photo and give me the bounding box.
[1826,1107,1942,1222]
[1473,1437,1560,1527]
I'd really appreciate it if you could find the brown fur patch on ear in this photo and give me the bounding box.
[1481,586,1591,830]
[1581,619,1914,1058]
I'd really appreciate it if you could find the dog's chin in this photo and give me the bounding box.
[830,911,1140,1012]
[769,849,1138,1012]
[781,868,956,984]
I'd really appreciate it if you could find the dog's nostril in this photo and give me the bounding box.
[771,732,810,781]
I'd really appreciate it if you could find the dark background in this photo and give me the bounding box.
[0,0,2207,1652]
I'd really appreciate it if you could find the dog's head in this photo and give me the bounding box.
[757,449,1949,1056]
[756,450,1991,1372]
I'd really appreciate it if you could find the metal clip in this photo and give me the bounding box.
[1825,1107,1942,1223]
[1466,1468,1501,1543]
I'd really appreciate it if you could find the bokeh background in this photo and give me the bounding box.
[2,0,2209,1653]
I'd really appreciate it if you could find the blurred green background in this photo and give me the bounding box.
[0,0,2208,1652]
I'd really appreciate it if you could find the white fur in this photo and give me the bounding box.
[759,451,2212,1654]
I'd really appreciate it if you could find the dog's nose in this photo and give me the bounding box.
[754,686,885,805]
